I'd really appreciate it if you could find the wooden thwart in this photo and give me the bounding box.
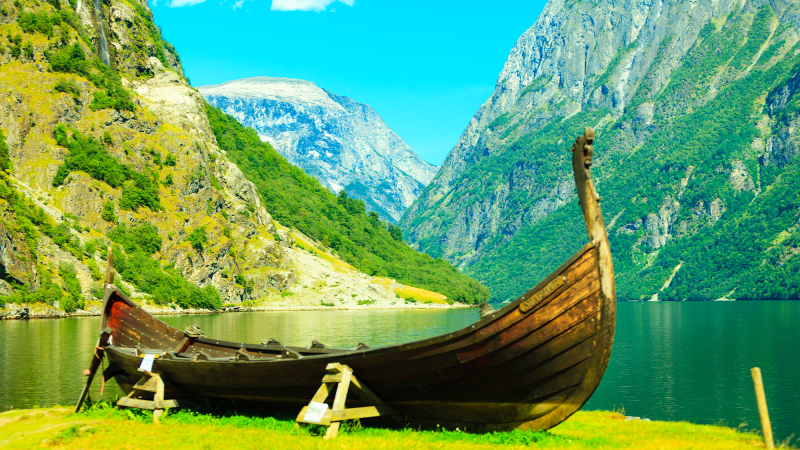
[296,363,402,439]
[117,368,192,424]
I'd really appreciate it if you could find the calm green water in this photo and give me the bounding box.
[1,303,797,440]
[585,301,800,441]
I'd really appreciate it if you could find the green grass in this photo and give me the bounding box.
[0,405,773,450]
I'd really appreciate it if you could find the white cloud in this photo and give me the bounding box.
[270,0,353,12]
[169,0,206,7]
[232,0,244,10]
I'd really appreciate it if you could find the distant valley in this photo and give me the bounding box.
[199,77,437,223]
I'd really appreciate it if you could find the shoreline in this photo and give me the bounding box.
[8,298,800,320]
[0,300,475,321]
[0,407,766,450]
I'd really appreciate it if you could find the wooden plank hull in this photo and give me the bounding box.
[96,128,616,432]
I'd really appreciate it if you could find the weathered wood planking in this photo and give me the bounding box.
[92,128,615,432]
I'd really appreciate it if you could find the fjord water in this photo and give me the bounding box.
[1,303,798,440]
[585,301,800,441]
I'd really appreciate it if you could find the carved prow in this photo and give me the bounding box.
[570,127,615,352]
[570,127,604,243]
[570,125,615,317]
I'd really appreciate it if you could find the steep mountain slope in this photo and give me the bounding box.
[402,0,800,302]
[199,77,438,223]
[204,104,488,305]
[0,0,486,317]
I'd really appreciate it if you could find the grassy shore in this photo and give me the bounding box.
[0,403,775,450]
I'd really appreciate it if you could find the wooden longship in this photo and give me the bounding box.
[77,128,615,432]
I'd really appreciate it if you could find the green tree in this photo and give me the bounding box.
[101,200,117,223]
[48,42,88,74]
[187,226,208,252]
[108,223,162,255]
[0,129,11,172]
[388,224,403,242]
[48,43,135,112]
[53,126,161,212]
[54,78,80,98]
[59,263,84,313]
[111,246,221,310]
[22,40,32,59]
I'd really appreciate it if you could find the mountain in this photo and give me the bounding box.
[0,0,487,318]
[198,77,438,223]
[402,0,800,302]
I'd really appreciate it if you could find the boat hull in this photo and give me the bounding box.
[94,127,615,432]
[103,241,612,431]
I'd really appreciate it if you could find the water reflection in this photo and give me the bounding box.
[0,308,478,410]
[1,302,798,440]
[0,317,125,408]
[585,301,800,441]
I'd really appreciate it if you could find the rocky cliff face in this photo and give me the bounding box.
[402,0,800,302]
[199,77,438,223]
[0,0,449,315]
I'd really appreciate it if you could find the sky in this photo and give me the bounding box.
[148,0,548,166]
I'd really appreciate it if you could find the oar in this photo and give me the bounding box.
[75,247,116,413]
[74,328,112,412]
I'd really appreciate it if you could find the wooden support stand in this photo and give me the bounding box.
[75,328,112,413]
[296,363,402,439]
[74,249,116,413]
[117,369,192,424]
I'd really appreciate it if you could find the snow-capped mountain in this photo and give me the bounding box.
[199,77,437,222]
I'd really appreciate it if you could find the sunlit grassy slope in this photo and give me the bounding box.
[0,407,769,450]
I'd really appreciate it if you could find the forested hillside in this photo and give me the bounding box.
[0,0,488,318]
[402,0,800,303]
[206,105,488,304]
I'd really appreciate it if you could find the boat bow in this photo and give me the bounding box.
[80,128,616,433]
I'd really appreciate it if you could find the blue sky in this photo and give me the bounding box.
[149,0,548,165]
